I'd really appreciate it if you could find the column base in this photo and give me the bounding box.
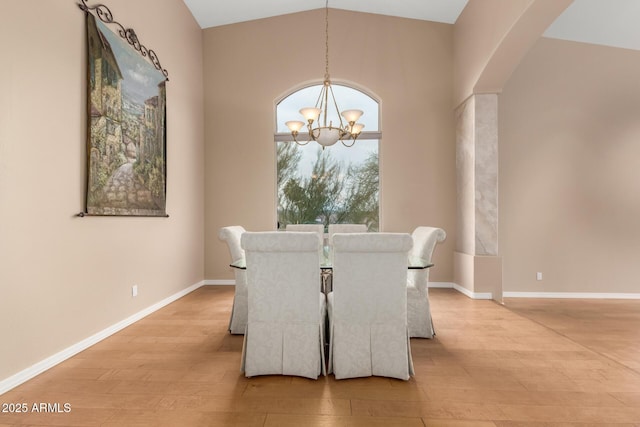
[453,251,502,302]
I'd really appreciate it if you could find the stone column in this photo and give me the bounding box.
[454,93,502,301]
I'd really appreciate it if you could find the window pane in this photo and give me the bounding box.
[276,140,379,231]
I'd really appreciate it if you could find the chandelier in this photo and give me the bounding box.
[285,0,364,148]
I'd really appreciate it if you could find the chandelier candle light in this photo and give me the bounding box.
[285,0,364,148]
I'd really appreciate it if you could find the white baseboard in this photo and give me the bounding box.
[428,281,454,289]
[204,279,235,286]
[503,291,640,299]
[452,284,493,300]
[431,283,640,300]
[430,282,493,299]
[0,280,205,395]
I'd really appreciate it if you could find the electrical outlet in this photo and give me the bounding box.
[536,272,543,281]
[132,285,138,297]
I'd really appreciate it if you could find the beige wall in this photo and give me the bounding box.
[500,37,640,293]
[0,0,204,382]
[203,9,457,283]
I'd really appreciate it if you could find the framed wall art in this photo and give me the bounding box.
[79,0,169,217]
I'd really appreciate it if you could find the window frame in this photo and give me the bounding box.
[274,81,382,230]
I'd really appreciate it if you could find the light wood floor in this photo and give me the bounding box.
[1,287,639,426]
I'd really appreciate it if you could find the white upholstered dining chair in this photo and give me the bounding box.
[327,223,367,244]
[240,231,326,379]
[286,223,325,248]
[326,223,368,266]
[218,225,248,334]
[407,226,446,338]
[285,223,324,234]
[328,232,415,380]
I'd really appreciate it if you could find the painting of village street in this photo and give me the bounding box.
[85,14,167,216]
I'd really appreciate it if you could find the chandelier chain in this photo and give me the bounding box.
[284,0,364,148]
[325,0,330,81]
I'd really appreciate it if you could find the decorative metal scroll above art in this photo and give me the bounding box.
[78,0,169,217]
[77,0,169,80]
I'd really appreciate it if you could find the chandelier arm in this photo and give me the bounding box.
[340,137,357,148]
[288,128,312,146]
[324,84,331,128]
[293,136,311,146]
[309,125,319,142]
[327,84,346,130]
[307,122,317,141]
[314,84,325,109]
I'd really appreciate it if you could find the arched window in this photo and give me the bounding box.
[275,83,381,231]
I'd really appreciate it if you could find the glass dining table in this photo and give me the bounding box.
[230,255,433,293]
[229,256,433,271]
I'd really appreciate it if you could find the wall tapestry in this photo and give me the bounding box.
[79,1,169,216]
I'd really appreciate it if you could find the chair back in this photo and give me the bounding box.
[218,226,248,334]
[410,226,446,262]
[330,232,414,380]
[408,226,446,289]
[327,223,367,244]
[241,231,325,378]
[286,223,324,234]
[286,223,326,250]
[218,225,246,263]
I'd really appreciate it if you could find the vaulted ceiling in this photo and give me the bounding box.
[183,0,640,51]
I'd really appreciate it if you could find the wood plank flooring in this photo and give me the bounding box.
[1,287,639,426]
